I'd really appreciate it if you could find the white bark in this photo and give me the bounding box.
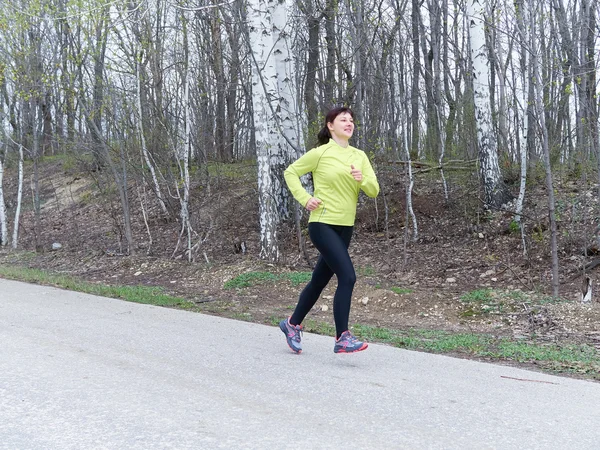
[0,151,7,247]
[272,0,304,154]
[513,0,529,229]
[248,0,302,262]
[181,64,192,261]
[402,92,418,241]
[249,0,279,261]
[12,142,24,249]
[436,103,449,203]
[512,4,529,264]
[173,10,193,262]
[468,0,510,210]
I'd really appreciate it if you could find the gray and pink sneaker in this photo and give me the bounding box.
[334,330,368,353]
[279,318,303,354]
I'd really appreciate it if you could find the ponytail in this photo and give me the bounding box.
[317,126,332,145]
[316,106,355,146]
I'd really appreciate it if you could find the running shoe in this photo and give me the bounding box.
[279,318,303,354]
[334,330,368,353]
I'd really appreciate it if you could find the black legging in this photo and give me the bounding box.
[290,222,356,339]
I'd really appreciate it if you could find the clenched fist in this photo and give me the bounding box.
[305,197,322,211]
[350,165,363,182]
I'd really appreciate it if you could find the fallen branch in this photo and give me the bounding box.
[500,376,559,385]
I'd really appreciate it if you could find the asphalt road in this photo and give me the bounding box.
[1,278,600,449]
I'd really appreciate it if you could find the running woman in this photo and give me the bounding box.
[280,107,380,354]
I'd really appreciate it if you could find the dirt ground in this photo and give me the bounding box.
[3,158,600,369]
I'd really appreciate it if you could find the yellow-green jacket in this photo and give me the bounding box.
[284,139,380,226]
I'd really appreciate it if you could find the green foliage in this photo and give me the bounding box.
[224,271,278,289]
[532,228,545,242]
[60,155,78,172]
[490,341,598,364]
[353,324,491,353]
[77,191,93,205]
[232,312,253,322]
[207,161,256,180]
[460,289,494,304]
[564,82,573,95]
[285,271,312,286]
[508,220,520,234]
[390,286,413,295]
[350,324,600,376]
[538,295,569,304]
[508,290,527,302]
[527,161,548,187]
[356,265,376,277]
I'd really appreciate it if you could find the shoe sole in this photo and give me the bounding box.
[279,321,302,354]
[334,343,368,354]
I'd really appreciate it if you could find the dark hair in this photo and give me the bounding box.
[317,107,354,145]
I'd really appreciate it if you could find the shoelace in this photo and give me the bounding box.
[290,324,303,342]
[340,331,358,344]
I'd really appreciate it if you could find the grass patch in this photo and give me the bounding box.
[538,295,569,304]
[460,289,494,304]
[390,286,413,295]
[356,265,376,277]
[224,271,278,289]
[490,340,598,364]
[207,161,256,179]
[458,288,522,317]
[224,270,312,289]
[353,324,492,353]
[0,265,192,308]
[231,312,253,322]
[348,324,600,379]
[285,271,312,286]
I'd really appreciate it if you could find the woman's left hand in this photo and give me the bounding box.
[350,165,363,182]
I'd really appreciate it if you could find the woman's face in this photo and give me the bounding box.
[327,112,354,141]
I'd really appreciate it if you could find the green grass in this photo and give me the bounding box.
[232,312,253,322]
[285,271,312,286]
[356,265,376,277]
[282,320,600,378]
[390,286,413,295]
[224,271,278,289]
[0,265,192,308]
[460,289,494,304]
[207,161,256,179]
[224,270,312,289]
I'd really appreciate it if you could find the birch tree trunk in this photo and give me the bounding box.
[0,146,7,247]
[511,0,531,256]
[467,0,512,210]
[31,102,42,252]
[410,0,420,158]
[172,9,193,262]
[248,0,302,262]
[514,0,529,228]
[12,140,24,249]
[323,0,336,107]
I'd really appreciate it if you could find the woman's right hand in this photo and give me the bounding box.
[305,197,322,211]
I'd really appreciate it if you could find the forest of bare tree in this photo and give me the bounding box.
[0,0,598,300]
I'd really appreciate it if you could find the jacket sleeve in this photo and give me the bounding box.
[284,149,319,207]
[359,152,380,198]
